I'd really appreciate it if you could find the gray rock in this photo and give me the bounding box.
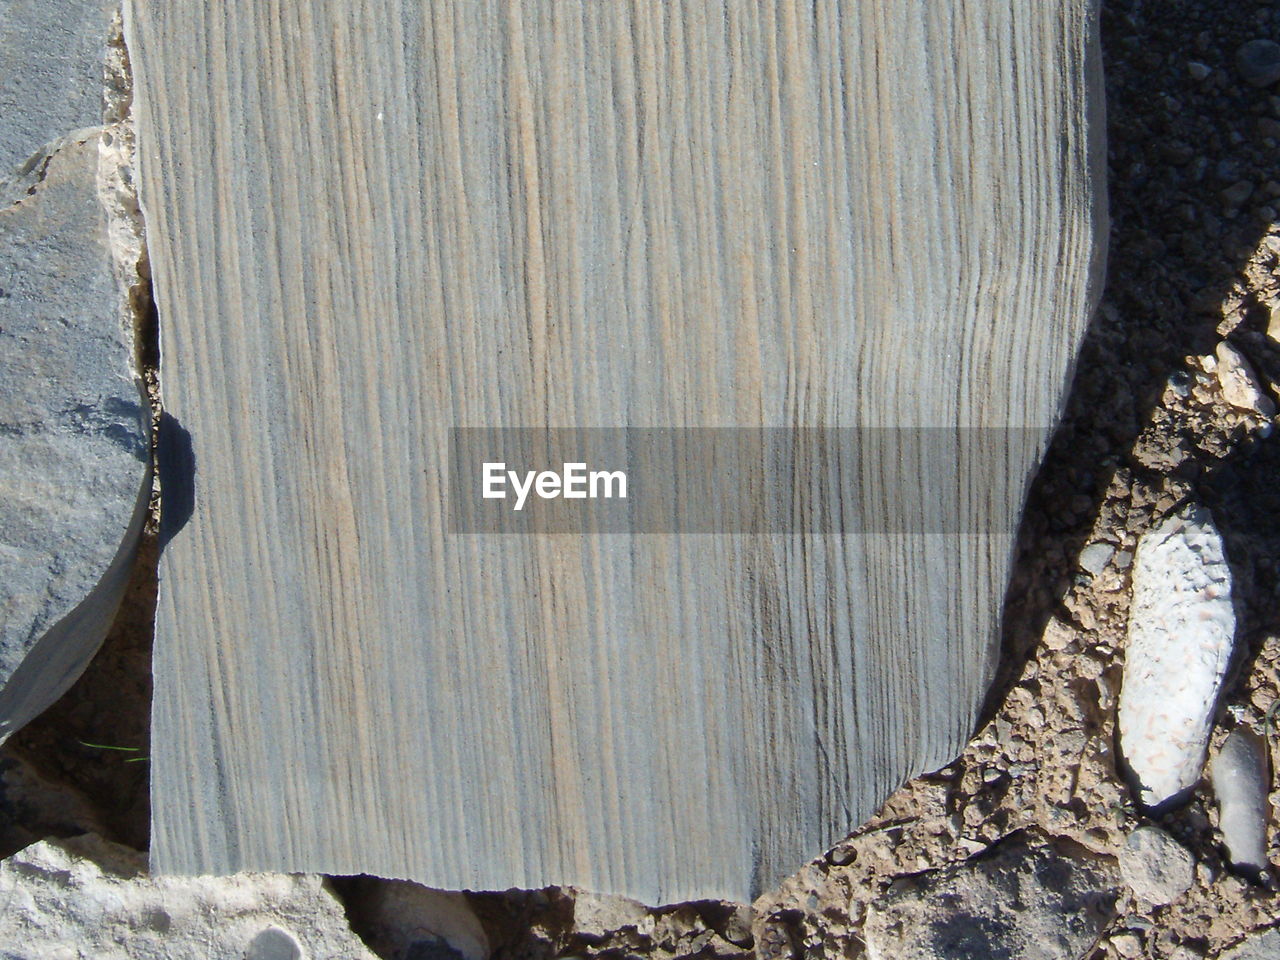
[1211,728,1271,880]
[1118,825,1195,906]
[0,132,150,743]
[0,833,377,960]
[1217,927,1280,960]
[0,0,117,175]
[1237,40,1280,88]
[863,832,1120,960]
[1078,542,1115,576]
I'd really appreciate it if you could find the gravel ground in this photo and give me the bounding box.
[4,1,1280,958]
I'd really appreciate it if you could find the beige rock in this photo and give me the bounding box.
[1214,342,1275,416]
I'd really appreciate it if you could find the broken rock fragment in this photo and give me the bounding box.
[1118,506,1235,808]
[0,131,150,744]
[1212,728,1271,881]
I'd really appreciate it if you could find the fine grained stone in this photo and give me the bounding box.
[1217,927,1280,960]
[1236,40,1280,88]
[1119,506,1235,809]
[1118,825,1195,906]
[0,833,377,960]
[1211,728,1271,879]
[0,1,117,175]
[0,133,150,743]
[862,832,1120,960]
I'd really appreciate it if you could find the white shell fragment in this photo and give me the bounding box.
[1212,728,1271,880]
[1119,506,1236,808]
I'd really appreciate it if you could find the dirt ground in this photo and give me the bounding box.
[5,1,1280,958]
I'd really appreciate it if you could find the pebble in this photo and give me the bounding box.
[1079,542,1115,576]
[1118,506,1235,808]
[1215,342,1275,416]
[1187,61,1211,81]
[1111,932,1143,958]
[1118,826,1196,906]
[1212,728,1271,881]
[1237,39,1280,88]
[1222,180,1256,208]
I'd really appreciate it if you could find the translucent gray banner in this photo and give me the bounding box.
[448,427,1044,534]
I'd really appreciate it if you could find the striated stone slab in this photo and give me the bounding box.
[0,131,149,743]
[130,0,1107,903]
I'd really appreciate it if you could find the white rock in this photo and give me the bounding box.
[1215,342,1275,416]
[1119,506,1235,808]
[0,833,377,960]
[1118,826,1195,905]
[1212,728,1271,879]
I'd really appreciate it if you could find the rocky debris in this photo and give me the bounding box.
[1119,825,1197,906]
[0,0,117,174]
[1212,728,1271,881]
[1216,926,1280,960]
[1213,342,1275,416]
[861,832,1119,960]
[333,876,489,960]
[0,833,377,960]
[1119,506,1236,809]
[1236,39,1280,88]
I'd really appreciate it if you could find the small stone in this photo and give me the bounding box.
[1111,932,1143,958]
[1079,542,1115,576]
[1119,506,1235,808]
[1187,61,1211,81]
[863,832,1120,960]
[1237,39,1280,88]
[1218,927,1280,960]
[1267,302,1280,344]
[1222,180,1256,209]
[1212,728,1271,881]
[1215,342,1275,415]
[1118,826,1195,905]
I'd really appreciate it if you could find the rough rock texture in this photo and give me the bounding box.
[1119,505,1236,807]
[1118,826,1196,906]
[0,0,117,173]
[0,833,378,960]
[1216,927,1280,960]
[0,127,149,743]
[1211,728,1270,880]
[861,833,1120,960]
